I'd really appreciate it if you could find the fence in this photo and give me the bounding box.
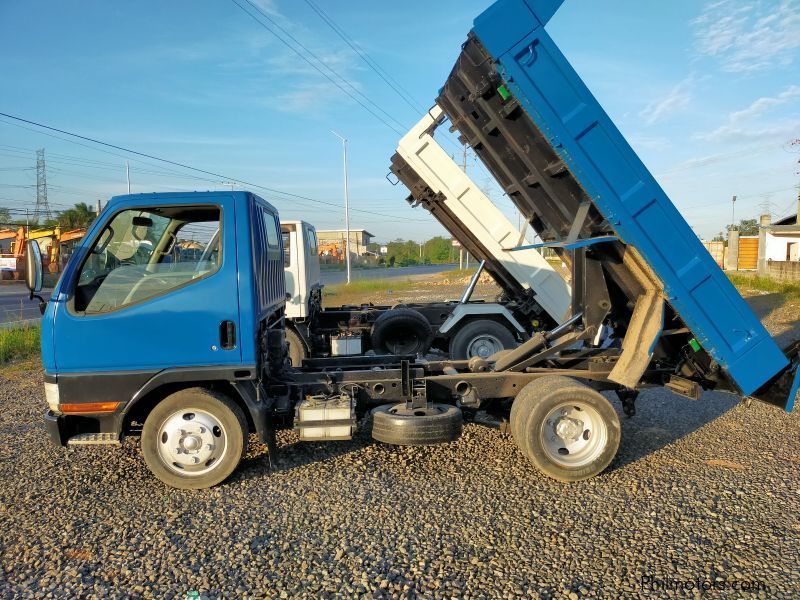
[767,261,800,281]
[702,241,726,268]
[0,296,43,329]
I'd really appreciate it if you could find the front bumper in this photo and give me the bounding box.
[44,409,122,446]
[45,410,68,446]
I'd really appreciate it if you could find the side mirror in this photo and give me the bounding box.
[24,240,43,294]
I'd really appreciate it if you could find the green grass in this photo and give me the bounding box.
[0,325,41,364]
[727,272,800,300]
[439,268,475,279]
[324,277,415,296]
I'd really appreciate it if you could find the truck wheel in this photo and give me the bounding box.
[449,319,518,360]
[141,388,248,489]
[372,403,462,445]
[371,308,434,356]
[511,377,620,482]
[285,327,307,367]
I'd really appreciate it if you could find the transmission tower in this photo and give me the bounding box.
[33,148,53,224]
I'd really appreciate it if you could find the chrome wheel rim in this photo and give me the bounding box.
[157,408,228,476]
[540,401,607,467]
[466,334,504,359]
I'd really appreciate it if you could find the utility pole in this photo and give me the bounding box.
[126,161,131,194]
[33,149,53,224]
[332,131,352,284]
[731,195,736,231]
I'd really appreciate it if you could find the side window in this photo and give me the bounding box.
[74,206,221,314]
[264,211,279,248]
[307,229,318,257]
[282,231,291,268]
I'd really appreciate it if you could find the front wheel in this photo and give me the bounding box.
[449,319,518,360]
[285,327,308,367]
[141,388,248,489]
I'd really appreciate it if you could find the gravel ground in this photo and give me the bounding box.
[0,280,798,598]
[0,364,798,598]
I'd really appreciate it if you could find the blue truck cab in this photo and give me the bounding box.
[40,192,286,487]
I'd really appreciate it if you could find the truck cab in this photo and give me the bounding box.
[281,220,321,321]
[41,192,286,486]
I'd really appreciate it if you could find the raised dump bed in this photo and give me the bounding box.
[390,104,571,325]
[437,0,798,409]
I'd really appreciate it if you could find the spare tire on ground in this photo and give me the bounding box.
[372,403,462,446]
[370,307,434,356]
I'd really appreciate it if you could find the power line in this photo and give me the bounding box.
[301,0,426,115]
[0,112,429,222]
[229,0,406,136]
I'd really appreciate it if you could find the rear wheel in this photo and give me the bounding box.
[141,388,248,489]
[449,319,518,360]
[511,377,620,482]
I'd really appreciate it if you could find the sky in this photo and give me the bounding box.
[1,0,798,242]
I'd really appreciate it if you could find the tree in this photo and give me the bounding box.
[422,236,453,264]
[727,218,758,236]
[0,208,10,224]
[57,202,96,229]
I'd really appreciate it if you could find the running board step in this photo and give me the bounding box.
[67,433,121,446]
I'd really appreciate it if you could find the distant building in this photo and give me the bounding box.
[316,229,375,257]
[763,212,800,263]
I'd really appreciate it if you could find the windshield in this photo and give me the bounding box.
[74,205,221,313]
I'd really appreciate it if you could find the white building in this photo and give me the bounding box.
[763,214,800,262]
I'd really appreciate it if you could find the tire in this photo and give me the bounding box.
[372,403,462,446]
[285,327,308,367]
[141,388,248,489]
[449,319,518,360]
[370,308,434,356]
[512,377,620,482]
[509,375,575,446]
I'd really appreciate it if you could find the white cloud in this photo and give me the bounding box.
[639,76,695,125]
[729,85,800,121]
[698,84,800,142]
[692,0,800,73]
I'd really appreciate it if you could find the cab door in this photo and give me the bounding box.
[52,197,242,373]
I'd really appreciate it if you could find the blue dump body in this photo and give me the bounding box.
[471,0,791,400]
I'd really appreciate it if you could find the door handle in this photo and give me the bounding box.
[219,320,236,350]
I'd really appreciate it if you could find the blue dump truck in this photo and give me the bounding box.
[27,0,799,489]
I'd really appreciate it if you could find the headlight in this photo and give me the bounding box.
[44,382,60,412]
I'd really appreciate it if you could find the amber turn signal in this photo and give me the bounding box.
[60,402,121,414]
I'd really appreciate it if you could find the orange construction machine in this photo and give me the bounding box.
[0,227,27,280]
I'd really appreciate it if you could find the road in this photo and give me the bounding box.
[0,284,50,325]
[0,265,461,324]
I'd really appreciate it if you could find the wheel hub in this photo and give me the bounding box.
[554,417,583,441]
[540,402,608,468]
[468,335,503,359]
[158,410,227,475]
